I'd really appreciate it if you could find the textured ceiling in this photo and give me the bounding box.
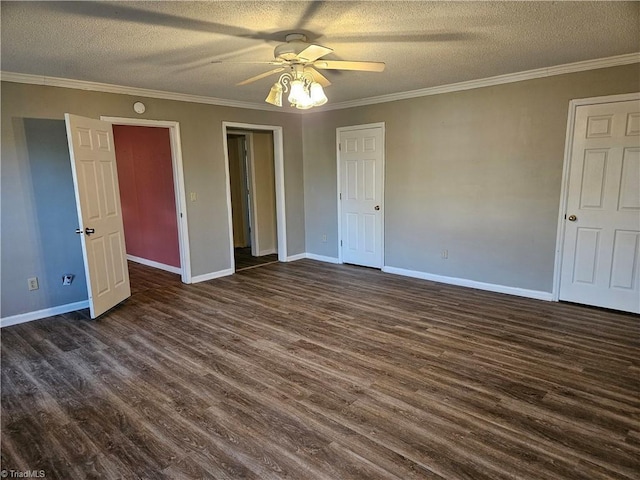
[1,1,639,109]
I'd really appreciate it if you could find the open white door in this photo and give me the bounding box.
[559,99,640,313]
[65,114,131,318]
[338,125,384,268]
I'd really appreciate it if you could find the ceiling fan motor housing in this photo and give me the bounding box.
[274,33,309,61]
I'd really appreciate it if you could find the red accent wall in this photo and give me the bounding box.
[113,125,180,268]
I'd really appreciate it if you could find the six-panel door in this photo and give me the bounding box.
[65,114,131,318]
[560,100,640,313]
[339,127,384,268]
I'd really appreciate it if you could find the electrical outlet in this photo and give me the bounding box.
[322,234,327,243]
[441,249,448,259]
[28,277,39,291]
[62,274,74,286]
[190,192,197,202]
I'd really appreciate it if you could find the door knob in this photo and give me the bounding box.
[568,215,577,222]
[85,228,95,236]
[374,205,380,211]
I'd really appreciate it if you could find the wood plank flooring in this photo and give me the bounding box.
[1,260,639,479]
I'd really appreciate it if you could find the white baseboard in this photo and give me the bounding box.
[284,253,342,264]
[381,266,554,302]
[191,268,234,283]
[285,253,307,262]
[127,255,182,275]
[1,300,90,328]
[258,248,277,256]
[305,253,341,264]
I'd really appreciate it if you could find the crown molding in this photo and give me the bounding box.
[2,53,638,113]
[0,71,282,112]
[319,52,640,111]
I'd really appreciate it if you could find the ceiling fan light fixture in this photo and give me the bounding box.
[265,82,283,107]
[258,60,339,110]
[280,74,328,109]
[219,33,385,110]
[309,82,328,106]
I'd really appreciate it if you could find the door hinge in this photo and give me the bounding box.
[340,240,343,246]
[339,192,342,200]
[339,143,341,151]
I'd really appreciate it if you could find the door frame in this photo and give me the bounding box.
[222,122,287,271]
[552,92,640,301]
[101,116,192,283]
[227,130,259,256]
[336,122,386,266]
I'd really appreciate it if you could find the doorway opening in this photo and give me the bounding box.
[101,116,191,284]
[222,122,287,272]
[227,131,278,271]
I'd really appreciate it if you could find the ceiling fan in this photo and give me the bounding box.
[214,33,386,109]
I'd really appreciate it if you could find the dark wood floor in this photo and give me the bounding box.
[234,247,279,272]
[1,260,639,479]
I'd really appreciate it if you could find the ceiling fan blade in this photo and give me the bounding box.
[328,32,477,44]
[294,2,325,31]
[213,60,284,65]
[236,67,286,86]
[306,67,331,87]
[297,44,333,62]
[46,2,278,41]
[313,60,385,72]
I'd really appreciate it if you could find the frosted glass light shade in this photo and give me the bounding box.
[309,82,327,106]
[288,80,305,104]
[265,82,283,106]
[296,92,313,109]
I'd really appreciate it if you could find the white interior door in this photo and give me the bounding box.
[65,114,131,318]
[560,99,640,313]
[339,126,384,268]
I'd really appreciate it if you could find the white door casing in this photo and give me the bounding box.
[338,124,385,268]
[65,114,131,318]
[100,116,191,284]
[559,98,640,313]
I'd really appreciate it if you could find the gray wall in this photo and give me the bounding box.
[3,64,638,318]
[1,82,305,318]
[1,118,89,317]
[302,64,640,293]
